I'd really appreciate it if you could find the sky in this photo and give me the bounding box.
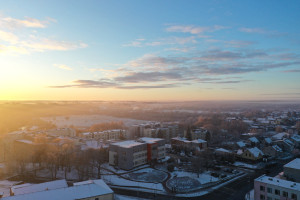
[0,0,300,101]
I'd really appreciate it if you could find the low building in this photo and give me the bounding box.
[240,147,264,161]
[254,175,300,200]
[81,129,127,140]
[171,137,207,152]
[3,179,114,200]
[109,140,147,170]
[291,135,300,148]
[10,179,68,196]
[284,158,300,183]
[263,145,283,157]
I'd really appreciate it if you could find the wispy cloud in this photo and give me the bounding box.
[239,27,285,37]
[0,15,87,55]
[0,16,54,29]
[166,25,227,34]
[54,64,73,71]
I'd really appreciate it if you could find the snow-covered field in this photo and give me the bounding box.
[42,115,147,128]
[102,174,165,192]
[124,168,168,183]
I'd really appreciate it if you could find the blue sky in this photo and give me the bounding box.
[0,0,300,101]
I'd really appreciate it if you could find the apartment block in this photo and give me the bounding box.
[137,137,166,161]
[109,140,147,170]
[254,175,300,200]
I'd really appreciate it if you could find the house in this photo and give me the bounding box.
[263,145,283,157]
[272,132,289,141]
[240,147,264,161]
[3,179,114,200]
[254,175,300,200]
[284,158,300,183]
[171,137,207,152]
[264,138,273,146]
[249,137,260,146]
[291,135,300,148]
[236,141,247,149]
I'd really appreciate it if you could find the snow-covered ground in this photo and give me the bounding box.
[124,168,168,182]
[233,161,259,169]
[102,174,165,192]
[0,180,21,197]
[172,171,219,184]
[42,115,147,128]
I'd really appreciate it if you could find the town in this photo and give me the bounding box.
[0,101,299,200]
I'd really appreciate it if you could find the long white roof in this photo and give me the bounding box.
[112,140,144,148]
[2,179,113,200]
[255,175,300,191]
[11,180,68,196]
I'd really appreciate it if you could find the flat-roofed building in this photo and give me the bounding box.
[254,175,300,200]
[109,140,147,170]
[284,158,300,183]
[137,137,166,161]
[3,179,114,200]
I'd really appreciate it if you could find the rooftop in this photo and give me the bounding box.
[11,180,68,196]
[284,158,300,170]
[138,137,164,144]
[255,175,300,191]
[2,179,113,200]
[248,147,264,158]
[111,140,144,148]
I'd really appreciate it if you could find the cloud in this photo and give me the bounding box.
[49,79,178,89]
[54,64,73,71]
[0,30,19,44]
[115,72,183,83]
[0,16,53,29]
[239,27,285,37]
[260,93,300,96]
[166,25,227,34]
[22,39,87,52]
[127,54,186,68]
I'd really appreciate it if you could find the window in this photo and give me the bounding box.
[291,193,297,200]
[275,189,280,195]
[283,191,288,197]
[267,188,272,193]
[260,194,265,200]
[260,186,265,191]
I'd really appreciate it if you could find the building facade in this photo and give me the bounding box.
[254,175,300,200]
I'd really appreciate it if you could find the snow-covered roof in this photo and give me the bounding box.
[272,132,288,140]
[191,139,207,144]
[215,148,232,153]
[291,135,300,142]
[112,140,144,148]
[138,137,164,144]
[284,158,300,170]
[3,179,113,200]
[264,138,272,144]
[237,149,243,155]
[272,145,282,152]
[255,175,300,191]
[11,180,68,196]
[283,139,294,146]
[247,147,264,158]
[249,137,259,143]
[236,141,246,148]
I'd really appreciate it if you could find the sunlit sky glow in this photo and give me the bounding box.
[0,0,300,101]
